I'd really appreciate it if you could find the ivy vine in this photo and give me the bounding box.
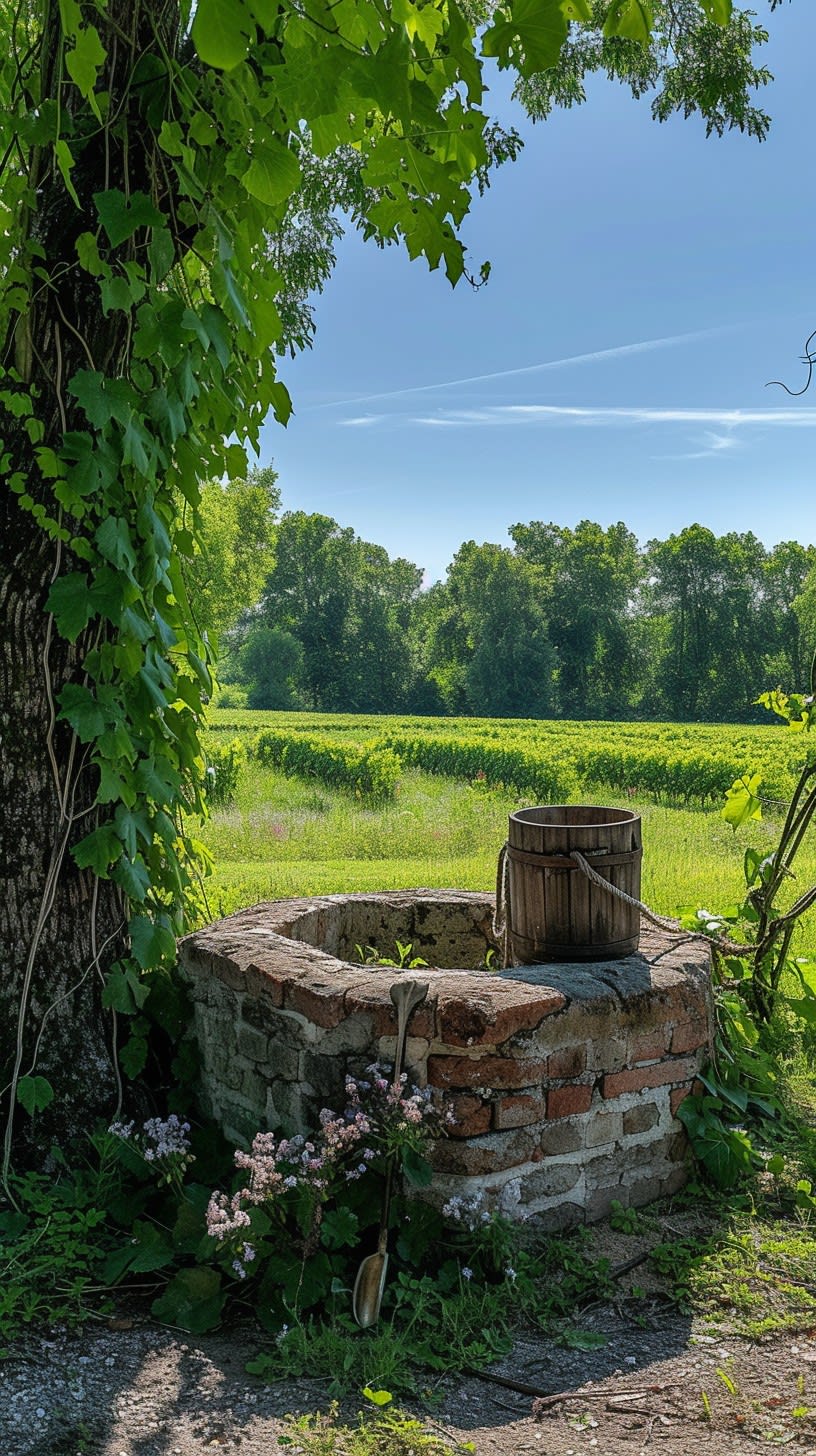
[0,0,734,1168]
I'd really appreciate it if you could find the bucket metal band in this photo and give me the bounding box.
[506,844,643,872]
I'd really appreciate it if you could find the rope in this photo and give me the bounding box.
[492,841,511,968]
[567,850,755,957]
[493,841,756,964]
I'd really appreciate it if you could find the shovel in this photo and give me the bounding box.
[352,976,430,1329]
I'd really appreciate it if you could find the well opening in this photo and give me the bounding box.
[282,894,499,970]
[180,890,712,1228]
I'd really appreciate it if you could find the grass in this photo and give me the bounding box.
[199,760,816,952]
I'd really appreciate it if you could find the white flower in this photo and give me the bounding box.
[462,1266,473,1281]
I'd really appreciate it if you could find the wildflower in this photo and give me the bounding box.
[108,1120,134,1141]
[505,1266,517,1283]
[462,1267,473,1281]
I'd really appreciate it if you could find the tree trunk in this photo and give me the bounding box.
[0,492,122,1150]
[0,0,181,1154]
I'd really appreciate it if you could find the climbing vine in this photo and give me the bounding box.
[0,0,735,1160]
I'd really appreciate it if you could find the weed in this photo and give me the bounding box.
[609,1200,642,1234]
[278,1394,475,1456]
[355,942,430,970]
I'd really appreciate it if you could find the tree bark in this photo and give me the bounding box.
[0,0,181,1153]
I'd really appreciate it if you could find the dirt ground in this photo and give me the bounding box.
[3,1219,816,1456]
[3,1304,816,1456]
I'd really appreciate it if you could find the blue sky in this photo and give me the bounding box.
[259,5,816,584]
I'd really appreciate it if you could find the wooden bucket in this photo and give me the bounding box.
[507,806,642,963]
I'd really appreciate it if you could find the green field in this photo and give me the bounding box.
[199,711,816,953]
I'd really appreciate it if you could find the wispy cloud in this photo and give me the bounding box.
[660,430,743,461]
[407,404,816,430]
[337,414,385,428]
[315,327,728,412]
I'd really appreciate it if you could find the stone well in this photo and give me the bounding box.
[179,890,712,1227]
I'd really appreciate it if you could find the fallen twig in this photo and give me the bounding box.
[610,1251,651,1280]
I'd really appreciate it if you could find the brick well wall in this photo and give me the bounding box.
[178,891,712,1227]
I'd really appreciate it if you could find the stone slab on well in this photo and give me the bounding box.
[178,890,712,1224]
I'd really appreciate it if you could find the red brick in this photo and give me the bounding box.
[545,1045,586,1079]
[435,981,565,1048]
[285,976,364,1029]
[602,1057,698,1099]
[242,961,286,1007]
[547,1083,592,1119]
[630,1029,668,1064]
[345,985,436,1040]
[494,1093,546,1130]
[445,1094,492,1138]
[427,1055,547,1090]
[671,1084,694,1117]
[670,1021,707,1055]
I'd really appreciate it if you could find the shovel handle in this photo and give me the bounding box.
[375,979,429,1259]
[388,977,429,1096]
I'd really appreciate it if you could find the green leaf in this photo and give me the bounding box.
[103,964,150,1014]
[149,227,175,283]
[119,1032,149,1078]
[362,1388,393,1407]
[483,0,589,77]
[54,139,80,206]
[16,1076,55,1117]
[243,142,302,207]
[401,1147,433,1188]
[134,756,181,802]
[699,0,731,22]
[58,682,107,741]
[112,854,151,902]
[100,274,137,315]
[722,772,763,830]
[76,231,106,277]
[69,370,134,427]
[743,846,762,888]
[192,0,253,69]
[320,1206,359,1250]
[96,516,137,573]
[96,760,135,807]
[104,1221,175,1283]
[46,572,92,642]
[129,914,176,969]
[787,997,816,1028]
[603,0,653,44]
[152,1267,225,1333]
[65,24,106,116]
[94,189,165,247]
[73,823,124,874]
[57,0,81,32]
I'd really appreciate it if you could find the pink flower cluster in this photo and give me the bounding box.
[205,1064,449,1263]
[346,1064,448,1148]
[205,1104,376,1247]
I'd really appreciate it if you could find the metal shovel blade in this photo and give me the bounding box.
[352,1249,389,1330]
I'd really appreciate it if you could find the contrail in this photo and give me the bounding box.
[308,327,729,412]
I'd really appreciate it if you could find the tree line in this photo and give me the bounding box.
[194,471,816,723]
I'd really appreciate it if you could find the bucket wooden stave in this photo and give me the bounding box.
[507,805,642,964]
